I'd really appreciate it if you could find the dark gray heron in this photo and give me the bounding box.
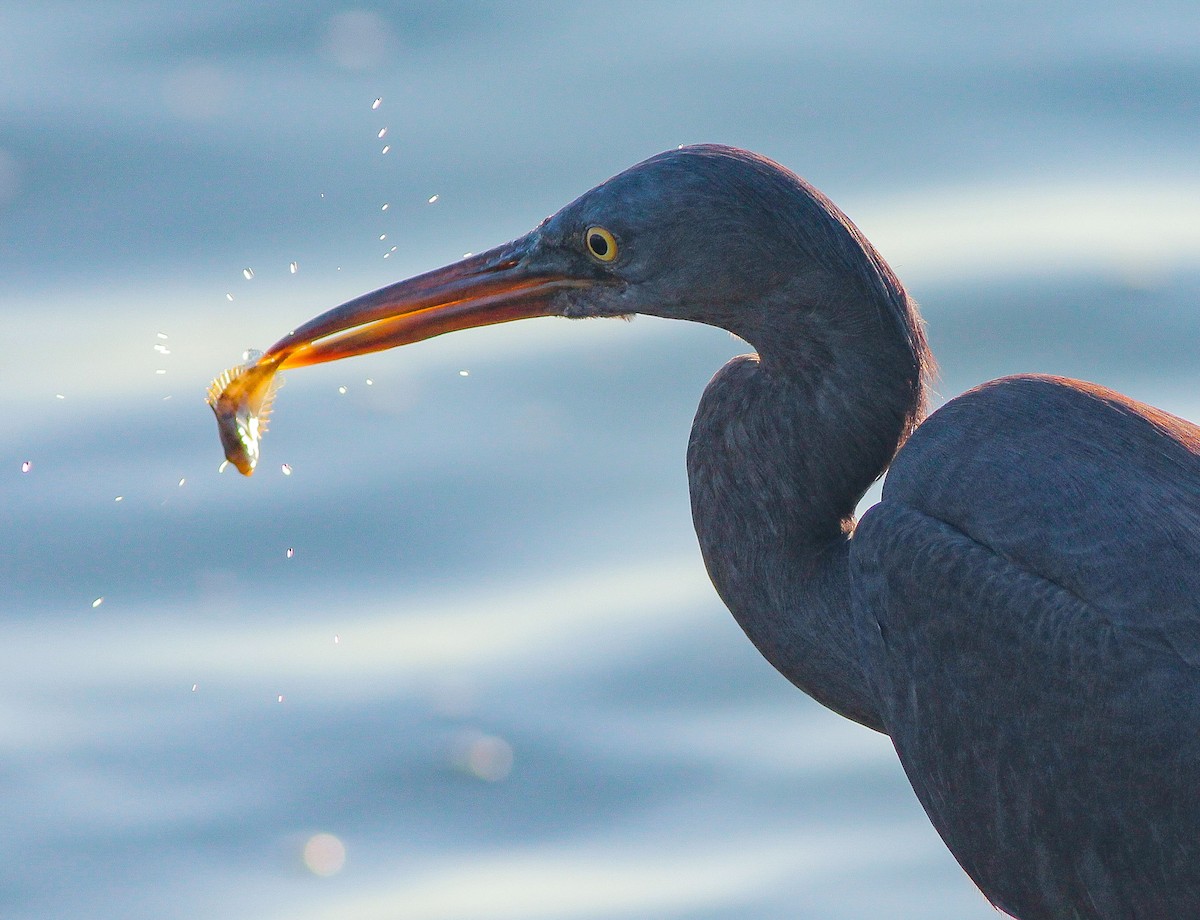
[211,145,1200,918]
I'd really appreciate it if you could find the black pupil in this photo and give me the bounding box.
[589,232,609,256]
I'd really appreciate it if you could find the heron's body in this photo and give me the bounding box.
[860,377,1200,918]
[214,144,1200,918]
[692,354,1200,918]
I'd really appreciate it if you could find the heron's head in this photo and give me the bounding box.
[268,145,917,373]
[535,145,836,325]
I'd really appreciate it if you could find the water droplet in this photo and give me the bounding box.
[286,547,295,558]
[20,460,31,473]
[338,386,347,395]
[383,252,390,259]
[218,460,230,473]
[162,395,172,401]
[333,634,341,644]
[427,194,439,204]
[462,252,473,258]
[281,463,292,476]
[242,268,254,280]
[381,145,390,154]
[379,233,386,241]
[389,246,397,252]
[277,694,285,703]
[191,683,198,692]
[114,495,123,502]
[458,370,469,377]
[377,127,387,139]
[155,369,167,375]
[178,478,186,487]
[381,203,389,211]
[289,261,298,274]
[365,378,373,386]
[320,192,325,199]
[303,833,346,877]
[92,597,104,608]
[154,344,170,354]
[372,97,382,109]
[156,332,169,340]
[226,292,234,301]
[55,394,65,400]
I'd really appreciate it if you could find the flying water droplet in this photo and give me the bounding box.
[114,495,123,502]
[365,378,373,386]
[338,386,347,395]
[243,268,254,280]
[178,478,186,487]
[427,194,439,204]
[191,683,198,692]
[20,460,31,473]
[286,547,294,558]
[281,463,292,476]
[372,97,382,109]
[157,332,169,340]
[218,460,230,473]
[277,694,285,703]
[377,127,387,139]
[289,261,298,274]
[381,145,390,154]
[333,634,341,644]
[381,203,389,211]
[55,394,66,400]
[226,292,234,301]
[155,369,167,375]
[458,370,469,377]
[379,234,386,241]
[92,597,104,608]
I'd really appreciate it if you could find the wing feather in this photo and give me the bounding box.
[849,375,1200,917]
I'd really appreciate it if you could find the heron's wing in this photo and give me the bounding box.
[849,375,1200,918]
[885,374,1200,656]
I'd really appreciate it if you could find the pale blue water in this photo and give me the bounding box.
[1,4,1198,918]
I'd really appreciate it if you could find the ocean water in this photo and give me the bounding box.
[1,4,1198,918]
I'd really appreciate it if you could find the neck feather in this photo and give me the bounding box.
[686,285,928,732]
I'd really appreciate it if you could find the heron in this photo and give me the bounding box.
[210,145,1200,918]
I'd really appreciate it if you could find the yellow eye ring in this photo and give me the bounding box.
[585,226,618,262]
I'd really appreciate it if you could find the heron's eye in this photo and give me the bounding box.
[585,226,618,263]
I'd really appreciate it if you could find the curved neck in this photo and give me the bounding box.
[686,290,926,733]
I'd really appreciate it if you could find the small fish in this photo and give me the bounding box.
[205,355,284,476]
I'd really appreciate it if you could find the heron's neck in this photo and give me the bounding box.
[686,307,923,732]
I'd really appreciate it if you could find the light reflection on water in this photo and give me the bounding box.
[1,2,1198,918]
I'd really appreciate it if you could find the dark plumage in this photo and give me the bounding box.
[223,145,1200,918]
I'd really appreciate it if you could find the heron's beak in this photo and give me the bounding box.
[207,231,602,474]
[264,234,586,371]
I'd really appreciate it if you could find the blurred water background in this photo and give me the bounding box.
[2,3,1198,918]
